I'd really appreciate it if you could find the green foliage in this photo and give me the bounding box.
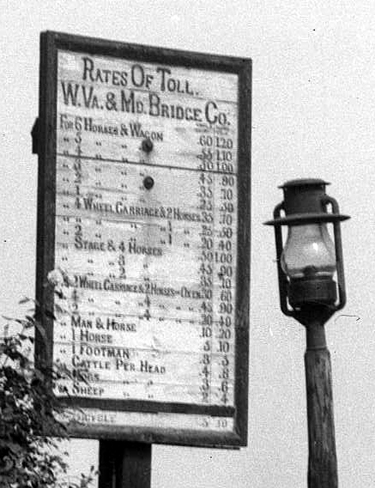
[0,310,96,488]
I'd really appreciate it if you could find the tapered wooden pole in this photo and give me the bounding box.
[305,321,338,488]
[98,441,151,488]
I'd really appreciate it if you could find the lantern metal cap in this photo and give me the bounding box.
[264,177,350,226]
[278,178,330,189]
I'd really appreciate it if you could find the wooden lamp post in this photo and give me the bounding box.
[265,179,349,488]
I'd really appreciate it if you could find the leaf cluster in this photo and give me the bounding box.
[0,310,96,488]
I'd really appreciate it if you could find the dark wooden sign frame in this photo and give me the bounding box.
[35,30,251,448]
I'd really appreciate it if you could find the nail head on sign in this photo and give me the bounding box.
[143,176,155,190]
[142,138,153,153]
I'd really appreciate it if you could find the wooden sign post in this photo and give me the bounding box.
[35,31,251,486]
[98,441,151,488]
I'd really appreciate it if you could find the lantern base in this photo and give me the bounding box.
[288,277,337,308]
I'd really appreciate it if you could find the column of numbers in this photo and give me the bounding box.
[197,147,215,403]
[214,166,236,405]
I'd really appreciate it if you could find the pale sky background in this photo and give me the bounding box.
[1,1,375,487]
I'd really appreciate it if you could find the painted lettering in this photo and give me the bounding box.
[139,360,166,374]
[82,56,128,86]
[148,93,202,122]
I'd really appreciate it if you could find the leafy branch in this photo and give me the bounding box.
[0,306,96,488]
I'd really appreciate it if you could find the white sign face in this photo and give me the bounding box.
[37,33,250,447]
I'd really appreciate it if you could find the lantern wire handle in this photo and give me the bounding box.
[323,195,347,310]
[273,203,294,317]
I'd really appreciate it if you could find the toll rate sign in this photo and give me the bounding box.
[36,31,251,448]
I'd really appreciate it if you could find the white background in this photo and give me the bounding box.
[1,1,374,487]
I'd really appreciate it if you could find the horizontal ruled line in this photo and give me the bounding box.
[63,310,201,320]
[60,397,235,417]
[57,153,238,176]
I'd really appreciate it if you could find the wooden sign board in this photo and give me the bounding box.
[35,31,251,448]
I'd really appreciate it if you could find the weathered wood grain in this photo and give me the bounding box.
[305,325,338,488]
